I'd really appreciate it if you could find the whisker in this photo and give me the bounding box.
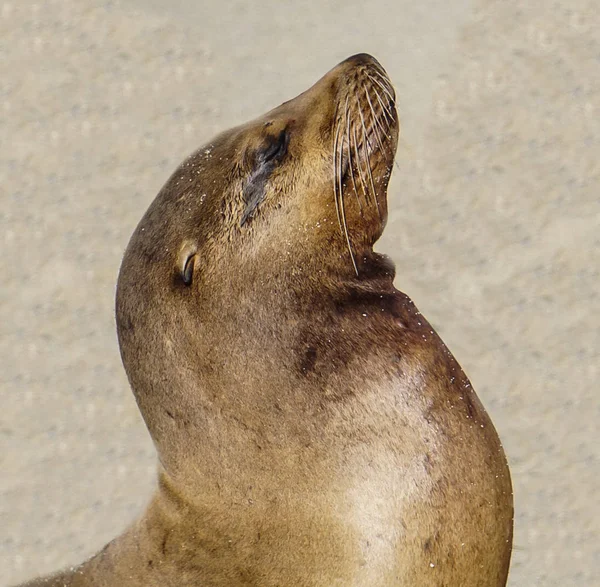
[371,86,401,172]
[332,118,344,238]
[357,99,382,219]
[367,74,397,122]
[364,87,390,156]
[371,86,393,129]
[370,62,393,86]
[345,97,362,212]
[367,70,396,104]
[338,107,358,276]
[367,78,398,133]
[352,120,370,205]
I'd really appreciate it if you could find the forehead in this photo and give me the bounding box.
[228,79,338,142]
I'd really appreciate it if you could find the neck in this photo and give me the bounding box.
[77,462,368,585]
[73,470,225,585]
[146,249,397,482]
[99,250,422,585]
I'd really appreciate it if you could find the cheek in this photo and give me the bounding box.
[296,178,337,229]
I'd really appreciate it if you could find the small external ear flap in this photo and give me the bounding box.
[177,242,198,287]
[182,255,195,286]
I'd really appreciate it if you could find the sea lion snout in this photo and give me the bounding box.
[335,52,388,79]
[325,53,396,104]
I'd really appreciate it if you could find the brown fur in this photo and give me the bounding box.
[18,54,513,587]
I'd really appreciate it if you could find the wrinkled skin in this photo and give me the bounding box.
[18,54,512,587]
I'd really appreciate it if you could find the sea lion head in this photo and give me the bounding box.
[116,54,399,474]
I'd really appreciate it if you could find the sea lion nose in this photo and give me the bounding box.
[340,53,383,70]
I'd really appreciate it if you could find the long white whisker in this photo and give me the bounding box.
[371,85,401,171]
[367,70,396,104]
[364,87,389,155]
[367,74,396,122]
[352,120,369,205]
[332,118,343,237]
[345,97,362,212]
[357,99,382,219]
[338,108,358,276]
[371,86,394,131]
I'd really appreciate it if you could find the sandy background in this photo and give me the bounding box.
[1,0,598,585]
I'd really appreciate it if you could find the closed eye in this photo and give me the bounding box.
[241,128,290,226]
[258,129,289,165]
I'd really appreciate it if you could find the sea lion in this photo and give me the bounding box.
[17,53,513,586]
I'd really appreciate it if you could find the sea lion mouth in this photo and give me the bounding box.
[331,56,398,274]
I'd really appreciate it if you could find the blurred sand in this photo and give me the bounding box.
[1,0,598,585]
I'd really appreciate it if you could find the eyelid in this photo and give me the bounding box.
[259,129,289,164]
[241,128,289,226]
